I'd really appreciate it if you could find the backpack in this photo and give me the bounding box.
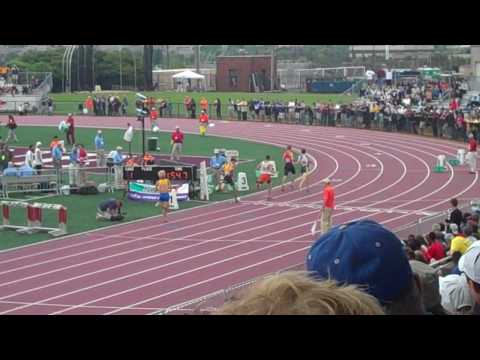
[78,182,99,195]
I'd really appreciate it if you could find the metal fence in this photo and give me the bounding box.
[0,165,117,200]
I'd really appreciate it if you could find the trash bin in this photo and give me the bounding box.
[147,137,158,151]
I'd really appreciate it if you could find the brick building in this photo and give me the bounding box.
[216,55,277,92]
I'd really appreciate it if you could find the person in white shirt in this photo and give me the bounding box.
[25,144,35,168]
[297,149,311,192]
[33,141,43,174]
[256,155,275,201]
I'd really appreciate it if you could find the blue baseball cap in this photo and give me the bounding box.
[306,220,412,304]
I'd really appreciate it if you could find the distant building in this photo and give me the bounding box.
[216,55,277,92]
[350,45,436,59]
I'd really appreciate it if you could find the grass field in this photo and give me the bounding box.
[0,125,299,250]
[50,91,355,117]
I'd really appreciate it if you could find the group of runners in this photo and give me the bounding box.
[256,146,312,201]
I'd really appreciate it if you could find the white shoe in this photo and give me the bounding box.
[154,202,160,207]
[311,222,317,236]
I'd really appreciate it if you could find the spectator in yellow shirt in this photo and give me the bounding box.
[449,223,472,265]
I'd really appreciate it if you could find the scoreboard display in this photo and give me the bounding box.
[123,165,197,182]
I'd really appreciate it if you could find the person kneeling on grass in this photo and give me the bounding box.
[96,198,123,221]
[155,170,172,222]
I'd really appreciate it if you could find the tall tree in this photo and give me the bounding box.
[143,45,153,91]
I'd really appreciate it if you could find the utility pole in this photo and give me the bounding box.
[270,45,275,91]
[119,47,123,90]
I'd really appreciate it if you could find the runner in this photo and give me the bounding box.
[297,148,311,192]
[256,155,275,200]
[281,145,295,192]
[155,170,172,222]
[221,157,239,203]
[199,110,209,136]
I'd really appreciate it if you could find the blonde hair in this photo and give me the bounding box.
[215,271,384,315]
[158,170,166,179]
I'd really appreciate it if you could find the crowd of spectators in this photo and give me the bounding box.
[81,95,129,116]
[214,202,480,315]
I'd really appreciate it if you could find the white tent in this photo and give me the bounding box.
[172,70,205,92]
[172,70,205,80]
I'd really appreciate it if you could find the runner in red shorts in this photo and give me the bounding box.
[256,155,275,200]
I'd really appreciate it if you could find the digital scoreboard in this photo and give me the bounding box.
[123,165,197,182]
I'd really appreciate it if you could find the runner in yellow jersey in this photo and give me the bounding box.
[155,170,172,222]
[221,158,239,203]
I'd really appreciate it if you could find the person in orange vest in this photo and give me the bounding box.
[126,156,138,167]
[143,153,155,165]
[200,97,208,113]
[84,96,94,114]
[199,110,209,136]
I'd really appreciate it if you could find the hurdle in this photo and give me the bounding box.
[433,155,447,173]
[0,201,68,237]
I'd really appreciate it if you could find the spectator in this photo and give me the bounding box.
[458,242,480,313]
[421,232,446,263]
[2,162,18,176]
[449,223,471,267]
[405,247,444,315]
[170,126,184,162]
[94,130,106,167]
[464,226,478,244]
[66,113,75,145]
[214,98,221,119]
[112,146,125,189]
[5,115,18,143]
[51,140,64,174]
[307,220,425,314]
[18,162,36,177]
[24,144,34,168]
[215,271,384,315]
[439,272,476,315]
[50,135,60,150]
[446,198,463,229]
[33,142,43,174]
[47,97,54,115]
[77,144,88,186]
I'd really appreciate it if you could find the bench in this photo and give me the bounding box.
[0,175,58,198]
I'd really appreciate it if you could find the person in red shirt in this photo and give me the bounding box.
[421,232,446,263]
[312,178,335,235]
[77,144,88,186]
[170,126,184,162]
[281,145,296,192]
[199,110,209,136]
[466,133,477,174]
[150,107,158,129]
[66,113,75,145]
[449,98,459,112]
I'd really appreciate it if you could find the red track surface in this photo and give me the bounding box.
[0,115,477,315]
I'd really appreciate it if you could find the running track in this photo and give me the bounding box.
[0,115,477,315]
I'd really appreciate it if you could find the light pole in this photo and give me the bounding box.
[119,46,123,90]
